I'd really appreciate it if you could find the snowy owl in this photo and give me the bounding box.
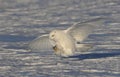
[29,17,106,57]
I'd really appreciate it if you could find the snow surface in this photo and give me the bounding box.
[0,0,120,77]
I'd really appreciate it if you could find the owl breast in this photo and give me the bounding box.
[53,30,76,57]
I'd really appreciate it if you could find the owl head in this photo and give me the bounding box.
[49,30,57,40]
[49,30,64,41]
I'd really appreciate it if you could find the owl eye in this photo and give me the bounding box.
[51,34,54,37]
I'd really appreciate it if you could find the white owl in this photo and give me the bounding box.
[29,17,106,57]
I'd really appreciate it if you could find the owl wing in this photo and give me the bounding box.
[66,17,107,42]
[28,34,53,51]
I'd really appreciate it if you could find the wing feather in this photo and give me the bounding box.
[66,17,107,42]
[29,34,52,51]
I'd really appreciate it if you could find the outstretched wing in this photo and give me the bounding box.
[29,34,53,51]
[66,17,107,42]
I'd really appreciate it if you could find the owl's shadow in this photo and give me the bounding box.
[68,49,120,60]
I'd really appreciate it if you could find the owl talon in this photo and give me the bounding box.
[53,45,57,51]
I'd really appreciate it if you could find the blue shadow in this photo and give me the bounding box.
[69,49,120,60]
[0,34,35,42]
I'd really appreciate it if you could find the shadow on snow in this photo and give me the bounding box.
[0,34,35,42]
[69,49,120,60]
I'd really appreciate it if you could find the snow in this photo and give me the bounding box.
[0,0,120,77]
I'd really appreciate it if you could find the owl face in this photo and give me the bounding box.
[49,30,57,40]
[49,30,64,42]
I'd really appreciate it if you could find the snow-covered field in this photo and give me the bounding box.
[0,0,120,77]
